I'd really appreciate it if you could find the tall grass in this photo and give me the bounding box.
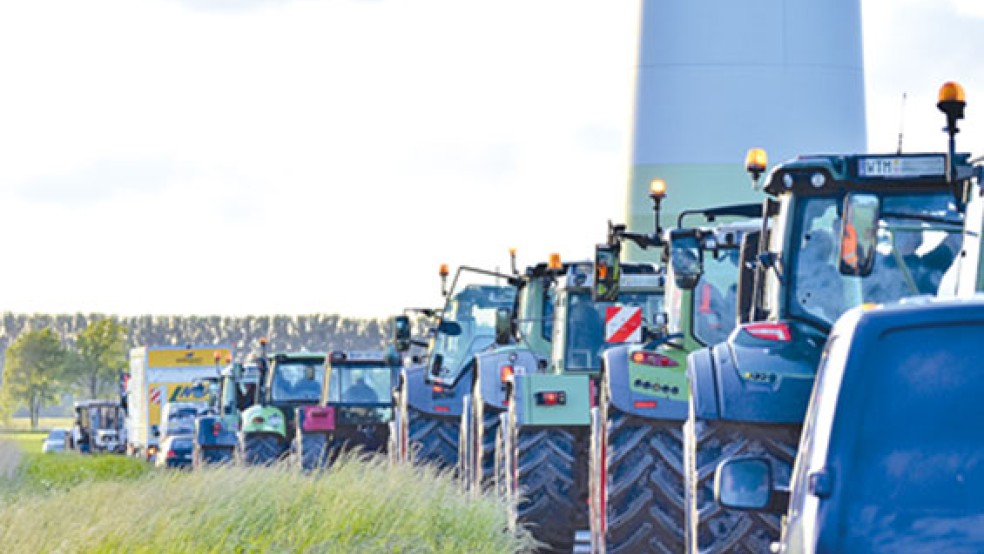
[0,447,533,553]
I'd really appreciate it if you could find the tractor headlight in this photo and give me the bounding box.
[267,414,283,428]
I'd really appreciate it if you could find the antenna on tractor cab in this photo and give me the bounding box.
[896,92,907,154]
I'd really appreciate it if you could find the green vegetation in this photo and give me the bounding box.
[65,318,129,399]
[2,328,69,429]
[0,440,532,553]
[0,417,74,433]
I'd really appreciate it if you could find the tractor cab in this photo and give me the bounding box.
[425,283,517,388]
[295,350,402,468]
[239,349,326,465]
[550,262,665,375]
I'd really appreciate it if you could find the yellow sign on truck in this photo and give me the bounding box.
[125,345,232,458]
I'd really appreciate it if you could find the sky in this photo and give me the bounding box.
[0,0,982,318]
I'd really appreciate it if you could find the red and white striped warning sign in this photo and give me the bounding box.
[150,385,165,406]
[605,306,642,343]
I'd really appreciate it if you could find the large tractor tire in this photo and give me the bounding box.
[406,406,459,469]
[395,383,459,470]
[684,402,799,554]
[510,423,588,553]
[239,433,284,466]
[602,407,686,553]
[297,432,328,471]
[193,445,232,469]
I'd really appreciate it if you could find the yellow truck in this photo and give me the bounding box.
[124,345,232,460]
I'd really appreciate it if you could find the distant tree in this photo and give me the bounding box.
[66,319,129,399]
[3,328,69,430]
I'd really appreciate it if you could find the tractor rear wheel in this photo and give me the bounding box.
[602,407,686,553]
[684,399,799,554]
[240,433,283,466]
[297,432,328,471]
[511,424,588,553]
[406,405,459,469]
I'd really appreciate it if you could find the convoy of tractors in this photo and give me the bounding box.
[70,82,984,552]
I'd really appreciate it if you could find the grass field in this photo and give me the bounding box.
[0,439,533,553]
[0,417,74,432]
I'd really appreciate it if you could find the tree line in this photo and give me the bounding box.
[0,313,398,429]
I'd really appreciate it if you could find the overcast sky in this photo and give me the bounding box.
[1,0,982,318]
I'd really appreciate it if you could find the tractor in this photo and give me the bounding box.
[390,265,517,470]
[684,85,972,553]
[238,340,325,465]
[294,349,402,470]
[588,195,762,553]
[193,357,260,467]
[497,259,666,552]
[460,253,571,494]
[69,399,125,454]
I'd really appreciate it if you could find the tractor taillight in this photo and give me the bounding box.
[535,391,566,406]
[743,322,792,342]
[212,422,222,436]
[631,351,679,367]
[252,416,265,424]
[634,400,658,409]
[434,405,450,413]
[166,449,176,459]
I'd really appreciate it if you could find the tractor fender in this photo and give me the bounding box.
[403,363,467,417]
[240,405,287,438]
[689,321,826,424]
[513,372,592,427]
[604,345,689,421]
[474,348,544,411]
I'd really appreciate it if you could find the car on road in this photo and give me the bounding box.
[156,434,194,469]
[42,428,68,454]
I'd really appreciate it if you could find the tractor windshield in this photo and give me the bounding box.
[429,284,516,377]
[788,192,962,328]
[564,291,664,370]
[271,362,324,403]
[327,365,395,404]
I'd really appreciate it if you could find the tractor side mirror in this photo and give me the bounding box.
[839,193,880,277]
[151,425,160,438]
[438,320,462,336]
[715,457,773,511]
[392,315,412,352]
[669,229,703,290]
[494,307,512,345]
[593,243,620,302]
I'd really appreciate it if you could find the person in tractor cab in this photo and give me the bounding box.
[344,371,379,403]
[292,365,322,398]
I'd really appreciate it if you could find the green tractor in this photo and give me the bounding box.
[390,264,517,470]
[460,253,570,493]
[238,340,325,465]
[684,90,971,553]
[294,350,403,471]
[498,259,666,552]
[193,358,260,468]
[588,198,762,553]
